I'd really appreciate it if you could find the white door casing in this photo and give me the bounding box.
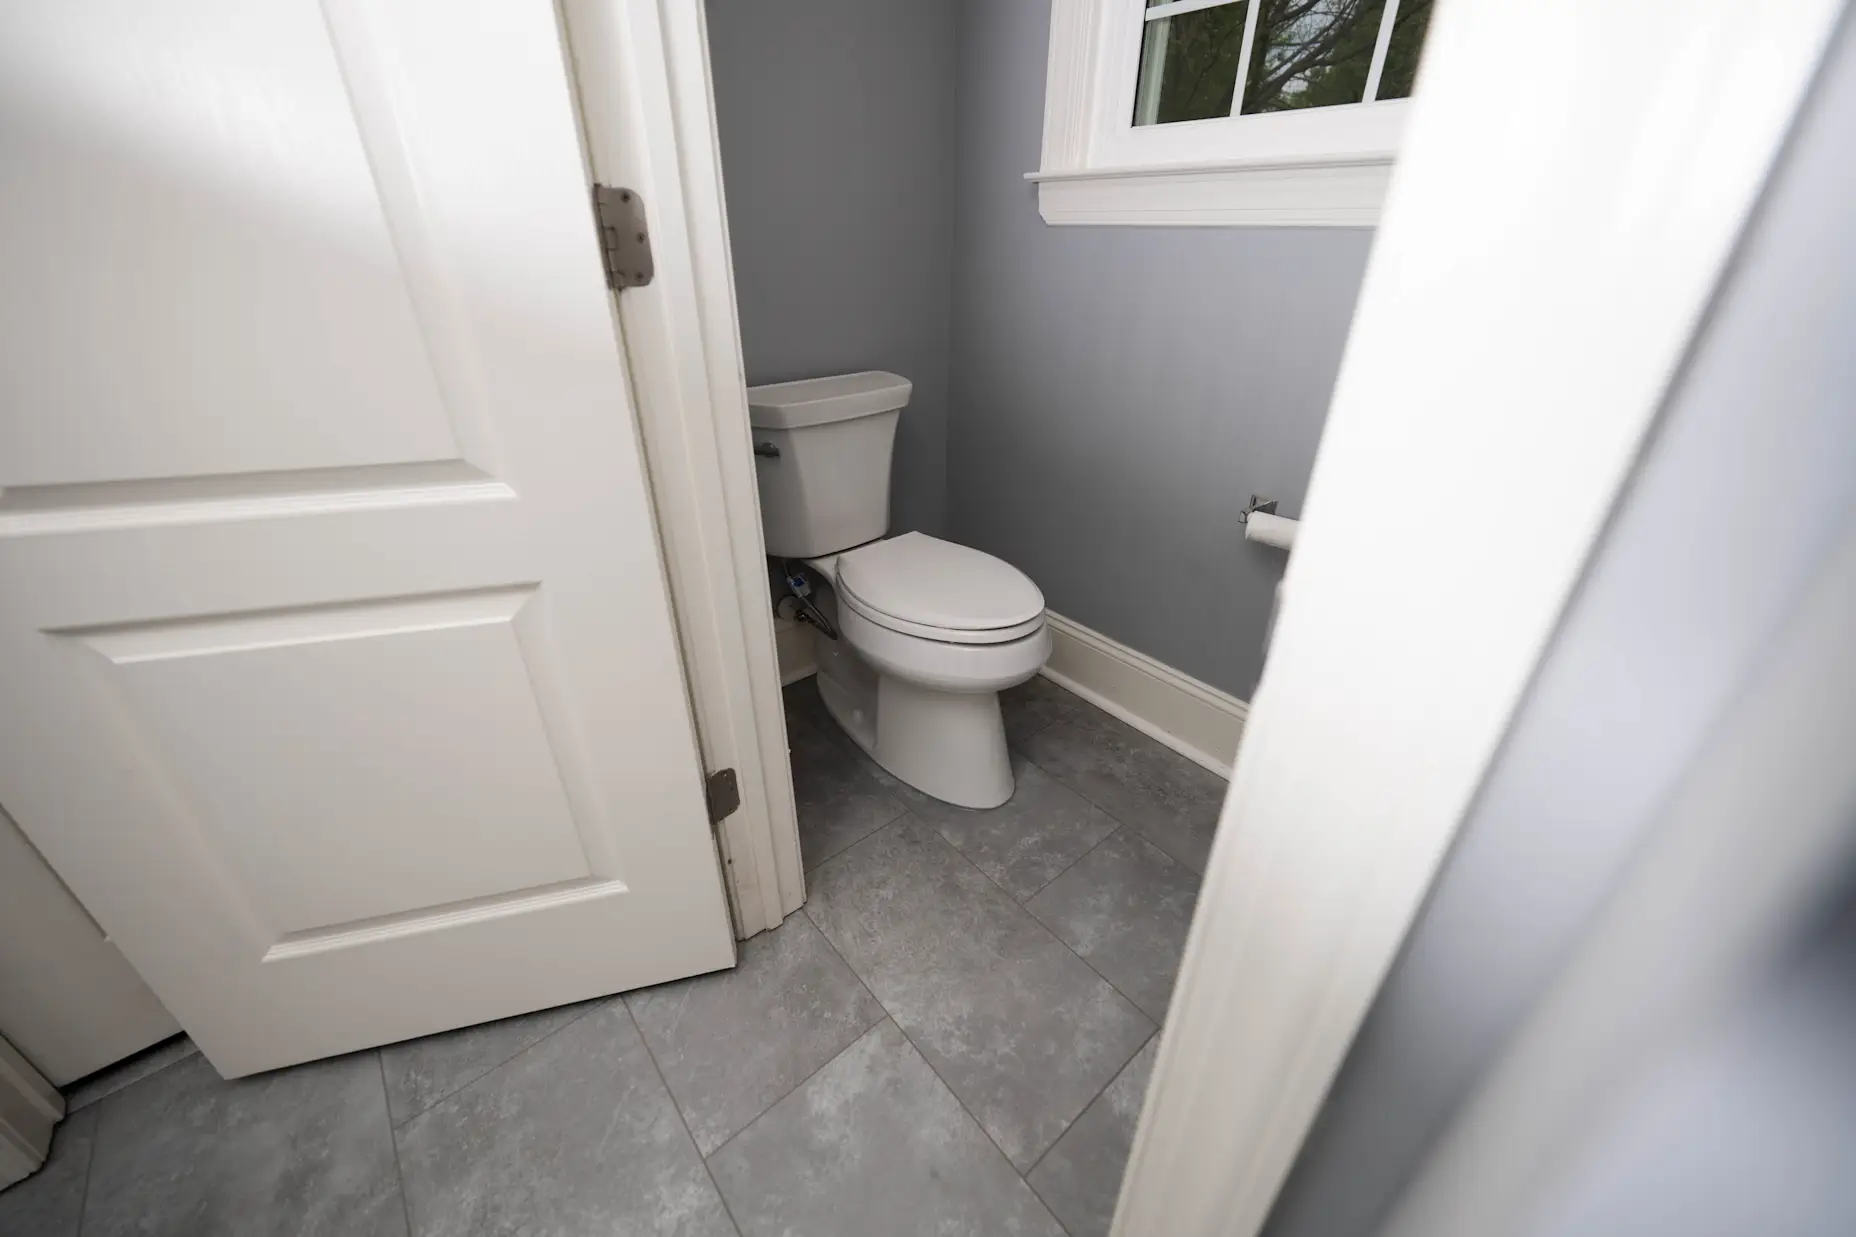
[0,1035,62,1192]
[1109,0,1852,1234]
[559,0,807,937]
[0,0,734,1077]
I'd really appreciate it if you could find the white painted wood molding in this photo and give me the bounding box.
[1388,512,1856,1237]
[1040,613,1247,777]
[561,0,805,937]
[0,804,180,1086]
[1034,0,1402,226]
[1030,159,1388,228]
[775,609,1248,777]
[0,1035,61,1193]
[773,618,818,686]
[1109,0,1848,1234]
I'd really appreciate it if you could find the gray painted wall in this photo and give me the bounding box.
[1262,11,1856,1233]
[709,0,1366,697]
[706,0,957,537]
[947,0,1371,697]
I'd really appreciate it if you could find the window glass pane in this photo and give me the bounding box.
[1372,0,1433,100]
[1133,1,1250,127]
[1240,0,1384,114]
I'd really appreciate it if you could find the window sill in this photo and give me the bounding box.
[1026,155,1390,228]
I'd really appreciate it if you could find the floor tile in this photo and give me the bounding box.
[781,676,833,736]
[709,1020,1064,1237]
[888,753,1121,901]
[1000,674,1096,745]
[81,1050,404,1237]
[1028,1035,1160,1237]
[788,712,907,870]
[628,913,885,1154]
[379,999,598,1127]
[395,1001,733,1237]
[1019,711,1228,873]
[1027,830,1202,1021]
[806,817,1154,1170]
[64,1034,199,1113]
[0,1103,96,1237]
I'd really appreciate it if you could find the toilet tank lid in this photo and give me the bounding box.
[746,371,912,430]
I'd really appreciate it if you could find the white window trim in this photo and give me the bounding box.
[1033,0,1411,227]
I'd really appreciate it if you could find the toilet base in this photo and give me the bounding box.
[877,676,1013,808]
[814,638,1018,810]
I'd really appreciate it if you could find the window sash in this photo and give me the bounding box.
[1095,0,1408,170]
[1137,0,1406,125]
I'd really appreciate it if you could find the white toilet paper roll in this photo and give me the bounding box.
[1246,510,1299,551]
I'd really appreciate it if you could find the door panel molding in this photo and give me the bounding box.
[0,462,509,538]
[0,0,735,1078]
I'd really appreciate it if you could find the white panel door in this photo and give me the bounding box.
[0,0,736,1077]
[0,804,180,1085]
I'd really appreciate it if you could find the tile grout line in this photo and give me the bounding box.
[788,705,913,875]
[1011,818,1127,906]
[619,1002,747,1237]
[637,907,882,1168]
[800,796,906,877]
[694,998,887,1167]
[1019,824,1201,1024]
[808,685,1191,1011]
[1022,1023,1161,1185]
[377,1051,419,1237]
[811,790,1158,1179]
[796,895,1040,1187]
[808,693,1200,1020]
[927,816,1162,1046]
[1012,735,1216,878]
[791,688,1167,1168]
[812,815,1148,1183]
[65,1037,198,1116]
[803,693,1125,903]
[660,824,898,1158]
[72,1099,99,1237]
[885,1013,1059,1192]
[799,810,910,884]
[795,907,898,1054]
[386,999,606,1131]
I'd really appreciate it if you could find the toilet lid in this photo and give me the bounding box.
[836,532,1044,634]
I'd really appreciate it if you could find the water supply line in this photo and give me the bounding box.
[780,561,839,640]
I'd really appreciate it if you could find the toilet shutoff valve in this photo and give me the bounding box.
[781,564,839,640]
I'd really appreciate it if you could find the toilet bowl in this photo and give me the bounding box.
[748,371,1051,808]
[808,533,1049,808]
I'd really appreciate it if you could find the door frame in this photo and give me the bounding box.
[1106,0,1852,1234]
[560,0,804,937]
[0,1034,61,1192]
[1383,512,1856,1237]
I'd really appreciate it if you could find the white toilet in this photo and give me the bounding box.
[750,371,1049,808]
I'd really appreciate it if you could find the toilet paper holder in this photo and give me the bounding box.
[1239,494,1278,524]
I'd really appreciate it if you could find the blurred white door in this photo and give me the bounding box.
[0,0,734,1077]
[0,806,179,1085]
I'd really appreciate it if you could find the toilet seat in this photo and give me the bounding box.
[835,532,1045,645]
[837,599,1051,696]
[838,587,1044,645]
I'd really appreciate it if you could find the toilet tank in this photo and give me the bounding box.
[748,371,911,557]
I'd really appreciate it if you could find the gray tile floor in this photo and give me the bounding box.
[0,676,1225,1237]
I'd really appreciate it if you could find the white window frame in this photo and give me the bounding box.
[1032,0,1415,227]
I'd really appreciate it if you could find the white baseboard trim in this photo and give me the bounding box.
[0,1034,61,1191]
[773,617,816,686]
[1040,612,1248,778]
[776,608,1245,775]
